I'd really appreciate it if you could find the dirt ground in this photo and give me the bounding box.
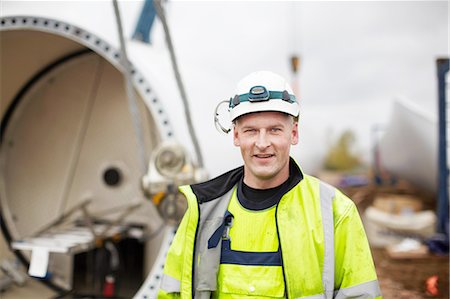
[372,247,449,299]
[339,182,450,299]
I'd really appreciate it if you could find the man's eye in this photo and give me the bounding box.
[271,128,282,132]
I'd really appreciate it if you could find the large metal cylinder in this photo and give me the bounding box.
[0,15,174,293]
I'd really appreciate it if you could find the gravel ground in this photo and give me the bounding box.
[372,248,449,299]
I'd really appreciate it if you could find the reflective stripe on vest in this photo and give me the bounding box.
[160,273,181,293]
[333,279,382,299]
[293,294,326,299]
[319,181,336,299]
[291,280,383,299]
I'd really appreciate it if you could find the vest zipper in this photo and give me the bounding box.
[275,203,289,298]
[192,202,201,299]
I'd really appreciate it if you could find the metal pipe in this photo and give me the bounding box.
[437,58,449,234]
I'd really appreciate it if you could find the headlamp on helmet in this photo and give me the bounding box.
[230,86,296,108]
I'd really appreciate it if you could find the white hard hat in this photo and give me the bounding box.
[228,71,300,121]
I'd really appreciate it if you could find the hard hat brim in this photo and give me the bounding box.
[229,100,299,121]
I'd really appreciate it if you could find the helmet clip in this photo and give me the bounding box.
[214,100,231,134]
[282,90,291,102]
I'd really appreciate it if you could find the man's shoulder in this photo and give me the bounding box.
[295,173,328,190]
[296,174,354,204]
[189,165,244,203]
[294,175,357,221]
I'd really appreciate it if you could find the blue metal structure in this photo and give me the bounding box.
[437,58,449,235]
[132,0,157,44]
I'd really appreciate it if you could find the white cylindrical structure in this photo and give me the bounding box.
[0,15,176,293]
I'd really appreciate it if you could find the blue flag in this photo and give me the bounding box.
[132,0,157,44]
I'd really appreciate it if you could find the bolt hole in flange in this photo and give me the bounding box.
[103,167,122,187]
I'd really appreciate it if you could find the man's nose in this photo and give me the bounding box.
[255,131,270,149]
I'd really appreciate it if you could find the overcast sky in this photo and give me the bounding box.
[2,1,449,176]
[159,1,448,108]
[155,1,449,174]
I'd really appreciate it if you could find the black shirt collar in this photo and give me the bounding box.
[237,158,303,211]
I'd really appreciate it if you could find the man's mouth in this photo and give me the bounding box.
[253,154,275,159]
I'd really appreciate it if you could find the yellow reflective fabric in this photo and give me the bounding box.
[178,186,199,298]
[158,185,199,299]
[214,264,285,299]
[159,169,381,299]
[227,190,279,252]
[277,177,325,298]
[333,190,378,289]
[213,190,284,299]
[279,175,380,298]
[158,290,181,299]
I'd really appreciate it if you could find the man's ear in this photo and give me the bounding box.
[233,127,240,146]
[291,121,299,145]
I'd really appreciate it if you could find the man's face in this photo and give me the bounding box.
[233,111,298,188]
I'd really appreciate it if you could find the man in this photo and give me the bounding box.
[158,71,382,299]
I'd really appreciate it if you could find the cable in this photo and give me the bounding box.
[112,0,148,176]
[153,0,204,168]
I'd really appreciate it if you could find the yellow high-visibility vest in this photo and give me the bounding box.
[212,189,284,298]
[158,158,382,299]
